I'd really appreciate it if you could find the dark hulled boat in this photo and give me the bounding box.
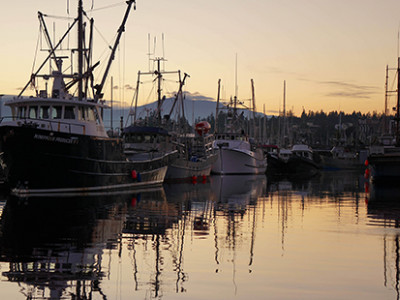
[286,144,322,177]
[0,0,168,196]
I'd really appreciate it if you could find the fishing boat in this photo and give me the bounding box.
[286,144,322,177]
[211,80,267,175]
[166,121,218,181]
[122,125,178,173]
[320,146,367,170]
[0,0,169,196]
[367,58,400,184]
[265,147,292,175]
[124,53,217,181]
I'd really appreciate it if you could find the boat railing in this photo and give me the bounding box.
[0,116,87,135]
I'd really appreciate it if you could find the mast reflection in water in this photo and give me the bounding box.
[1,171,400,299]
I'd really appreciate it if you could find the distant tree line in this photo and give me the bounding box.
[194,109,389,149]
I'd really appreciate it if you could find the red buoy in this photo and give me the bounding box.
[364,159,369,166]
[131,170,137,179]
[195,121,211,136]
[364,182,369,193]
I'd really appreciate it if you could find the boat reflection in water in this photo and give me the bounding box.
[4,170,400,299]
[366,183,400,227]
[211,175,266,211]
[0,176,269,300]
[365,183,400,298]
[0,188,166,300]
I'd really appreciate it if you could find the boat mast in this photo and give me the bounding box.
[18,17,78,97]
[282,80,286,146]
[251,79,256,141]
[214,79,221,134]
[263,104,267,144]
[94,0,136,102]
[168,72,190,117]
[133,71,141,125]
[397,57,400,145]
[78,0,83,100]
[234,54,238,132]
[385,65,389,133]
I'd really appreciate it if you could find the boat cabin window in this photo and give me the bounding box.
[144,135,152,142]
[124,134,132,143]
[17,106,26,119]
[64,106,76,119]
[86,107,96,121]
[125,133,144,143]
[28,106,38,119]
[39,106,50,119]
[52,89,60,99]
[86,107,101,124]
[51,106,62,119]
[78,106,85,120]
[93,108,101,125]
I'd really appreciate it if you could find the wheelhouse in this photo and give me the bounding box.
[2,97,109,137]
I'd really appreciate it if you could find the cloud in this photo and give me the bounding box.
[319,80,379,99]
[300,78,380,99]
[166,91,215,102]
[267,109,279,114]
[113,84,135,91]
[124,84,135,90]
[185,91,214,101]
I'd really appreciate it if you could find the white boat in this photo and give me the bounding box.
[211,81,267,175]
[0,1,169,196]
[212,131,267,175]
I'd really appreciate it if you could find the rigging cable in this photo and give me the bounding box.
[87,2,126,12]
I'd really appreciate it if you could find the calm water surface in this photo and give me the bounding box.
[0,170,399,299]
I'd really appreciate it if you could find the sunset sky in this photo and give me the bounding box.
[1,0,400,116]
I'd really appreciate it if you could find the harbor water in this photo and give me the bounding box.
[0,169,399,299]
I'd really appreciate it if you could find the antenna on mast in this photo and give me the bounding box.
[162,33,165,71]
[398,22,400,58]
[147,33,152,72]
[153,37,157,72]
[235,53,238,98]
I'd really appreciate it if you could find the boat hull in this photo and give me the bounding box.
[165,153,218,181]
[211,147,267,175]
[0,125,168,195]
[286,155,321,177]
[266,154,289,175]
[320,156,364,170]
[368,153,400,184]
